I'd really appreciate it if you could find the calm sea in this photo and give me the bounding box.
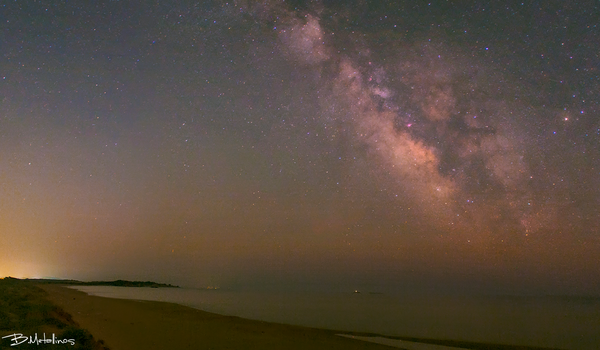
[70,286,600,350]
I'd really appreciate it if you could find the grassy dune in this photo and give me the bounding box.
[0,277,109,350]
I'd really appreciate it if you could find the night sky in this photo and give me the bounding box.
[1,1,599,294]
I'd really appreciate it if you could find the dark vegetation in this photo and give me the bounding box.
[0,277,109,350]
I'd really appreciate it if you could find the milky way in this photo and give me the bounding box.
[265,3,598,240]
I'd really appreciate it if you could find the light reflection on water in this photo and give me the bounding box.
[70,286,600,350]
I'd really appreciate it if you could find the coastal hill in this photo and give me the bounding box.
[3,276,179,288]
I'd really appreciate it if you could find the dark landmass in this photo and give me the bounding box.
[9,277,179,288]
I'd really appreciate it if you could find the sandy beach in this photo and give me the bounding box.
[39,285,400,350]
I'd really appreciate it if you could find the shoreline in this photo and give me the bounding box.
[39,284,398,350]
[38,285,566,350]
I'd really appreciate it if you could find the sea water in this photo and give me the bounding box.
[69,286,600,350]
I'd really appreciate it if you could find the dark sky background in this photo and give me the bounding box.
[1,1,599,295]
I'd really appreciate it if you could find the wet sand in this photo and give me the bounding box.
[39,285,399,350]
